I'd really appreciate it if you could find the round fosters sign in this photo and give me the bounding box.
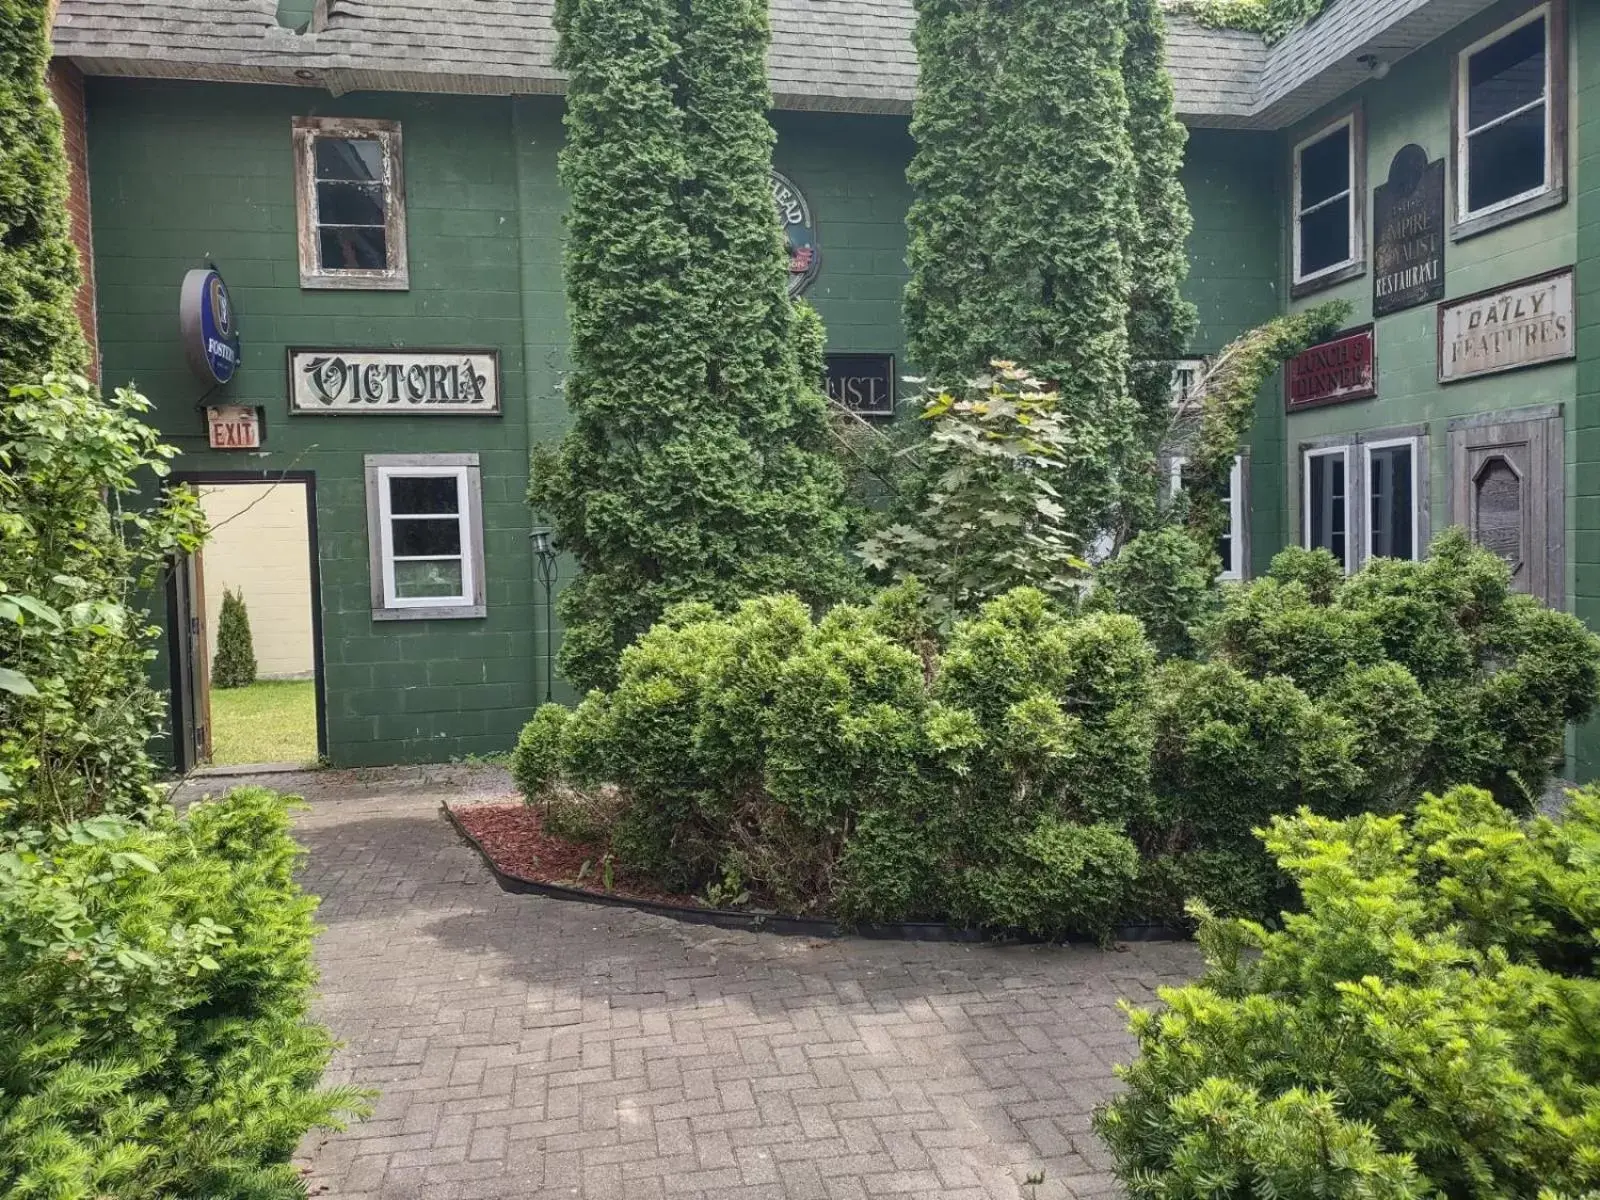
[179,267,241,386]
[771,170,819,298]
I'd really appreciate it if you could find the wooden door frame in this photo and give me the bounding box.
[165,471,327,769]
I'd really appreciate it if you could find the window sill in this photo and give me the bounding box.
[301,272,411,292]
[1290,258,1365,299]
[1451,185,1566,242]
[373,604,486,622]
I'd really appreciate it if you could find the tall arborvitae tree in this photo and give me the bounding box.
[0,0,87,388]
[1122,0,1198,442]
[905,0,1142,536]
[534,0,853,693]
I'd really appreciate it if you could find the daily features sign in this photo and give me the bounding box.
[1437,269,1574,384]
[288,348,501,414]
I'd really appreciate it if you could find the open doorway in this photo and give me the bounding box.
[168,472,326,772]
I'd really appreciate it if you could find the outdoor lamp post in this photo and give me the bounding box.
[530,528,558,703]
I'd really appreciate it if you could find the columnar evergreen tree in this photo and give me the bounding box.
[1122,0,1198,442]
[0,0,87,388]
[212,587,257,689]
[534,0,854,693]
[904,0,1145,539]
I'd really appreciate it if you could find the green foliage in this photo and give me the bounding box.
[957,817,1140,942]
[513,537,1600,937]
[511,703,571,801]
[1179,302,1349,557]
[0,376,205,829]
[0,787,372,1198]
[1169,0,1336,42]
[1095,786,1600,1200]
[1087,525,1219,658]
[210,587,257,690]
[0,0,89,385]
[858,366,1097,614]
[532,0,854,693]
[1218,533,1600,807]
[1122,0,1198,445]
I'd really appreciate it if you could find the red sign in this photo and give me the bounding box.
[1285,325,1376,412]
[207,405,262,450]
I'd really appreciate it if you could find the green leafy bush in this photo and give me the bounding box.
[858,366,1098,614]
[211,586,257,689]
[1,377,205,829]
[0,787,370,1198]
[512,533,1600,936]
[1088,525,1219,658]
[1096,785,1600,1200]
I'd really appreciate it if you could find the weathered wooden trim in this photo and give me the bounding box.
[293,115,410,291]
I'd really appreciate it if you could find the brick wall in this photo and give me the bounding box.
[46,58,99,381]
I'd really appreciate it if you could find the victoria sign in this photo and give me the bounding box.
[287,348,501,415]
[1285,325,1376,412]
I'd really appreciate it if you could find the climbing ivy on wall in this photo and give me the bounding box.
[533,0,855,693]
[905,0,1143,541]
[0,0,87,387]
[1123,0,1198,445]
[1182,300,1349,551]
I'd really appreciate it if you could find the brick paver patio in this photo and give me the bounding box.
[182,766,1200,1200]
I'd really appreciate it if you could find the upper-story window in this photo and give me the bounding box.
[1454,1,1567,238]
[1291,111,1364,295]
[293,117,409,290]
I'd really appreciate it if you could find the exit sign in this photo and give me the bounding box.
[207,405,263,449]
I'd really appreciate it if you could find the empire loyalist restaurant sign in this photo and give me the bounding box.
[288,348,501,414]
[1285,325,1376,411]
[1438,268,1575,384]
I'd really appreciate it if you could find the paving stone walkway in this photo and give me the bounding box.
[179,766,1200,1200]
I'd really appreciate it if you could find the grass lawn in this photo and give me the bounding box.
[209,679,318,767]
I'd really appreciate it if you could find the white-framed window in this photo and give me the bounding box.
[1302,428,1430,573]
[1453,1,1567,237]
[1169,454,1248,581]
[1169,358,1210,413]
[364,454,485,620]
[1363,437,1421,562]
[1292,110,1364,294]
[1302,446,1351,571]
[293,116,409,290]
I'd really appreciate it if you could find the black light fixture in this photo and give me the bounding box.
[530,527,559,703]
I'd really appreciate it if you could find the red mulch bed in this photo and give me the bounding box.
[448,803,701,907]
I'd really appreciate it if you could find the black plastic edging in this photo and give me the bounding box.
[442,805,1187,946]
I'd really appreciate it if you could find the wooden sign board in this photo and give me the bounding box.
[288,347,501,415]
[206,405,262,450]
[1372,145,1445,318]
[1285,325,1376,412]
[825,353,895,417]
[1437,268,1575,384]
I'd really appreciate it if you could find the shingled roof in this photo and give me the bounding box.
[51,0,1497,129]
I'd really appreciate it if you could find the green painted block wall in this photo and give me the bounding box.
[1182,128,1287,561]
[1574,0,1599,776]
[87,79,536,767]
[81,67,1337,769]
[1280,0,1587,773]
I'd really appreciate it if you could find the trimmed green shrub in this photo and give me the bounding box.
[1087,525,1219,658]
[0,787,371,1198]
[211,586,257,690]
[512,702,571,801]
[512,535,1600,934]
[532,0,853,693]
[1096,786,1600,1200]
[0,0,89,386]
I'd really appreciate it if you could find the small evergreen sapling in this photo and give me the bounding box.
[211,587,257,690]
